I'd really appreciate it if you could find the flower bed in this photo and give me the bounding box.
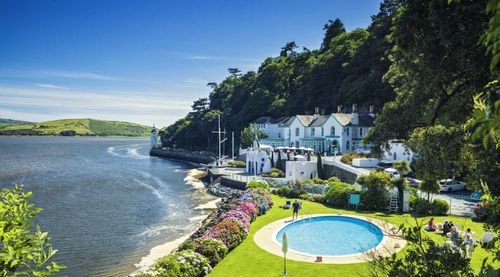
[147,186,274,277]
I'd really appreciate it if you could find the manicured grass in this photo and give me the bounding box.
[209,194,498,276]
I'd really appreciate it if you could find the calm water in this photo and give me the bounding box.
[276,216,383,256]
[0,136,216,276]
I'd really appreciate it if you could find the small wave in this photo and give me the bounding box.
[106,146,127,158]
[127,146,150,160]
[134,179,163,201]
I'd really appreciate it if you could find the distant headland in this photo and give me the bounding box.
[0,118,152,137]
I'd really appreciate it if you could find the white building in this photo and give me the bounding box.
[381,139,414,163]
[253,105,375,154]
[245,142,272,175]
[150,125,158,149]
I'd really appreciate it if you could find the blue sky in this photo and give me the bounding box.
[0,0,381,127]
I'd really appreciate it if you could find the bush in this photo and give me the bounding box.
[199,219,247,250]
[261,168,285,178]
[305,194,325,203]
[233,200,259,221]
[194,238,228,267]
[245,180,269,191]
[474,201,489,220]
[155,250,211,277]
[227,160,246,168]
[240,191,270,214]
[431,199,450,215]
[340,152,366,165]
[356,172,391,211]
[245,188,273,207]
[178,239,198,251]
[411,197,449,215]
[219,210,251,232]
[325,181,358,207]
[303,178,329,185]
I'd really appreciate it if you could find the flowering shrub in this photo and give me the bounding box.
[195,238,228,266]
[155,250,211,277]
[245,188,273,207]
[178,239,197,251]
[219,210,251,232]
[240,192,270,214]
[474,200,489,220]
[233,200,259,221]
[199,219,247,250]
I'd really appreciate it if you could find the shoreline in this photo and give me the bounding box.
[131,168,221,276]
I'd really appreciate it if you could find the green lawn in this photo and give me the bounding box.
[209,195,498,276]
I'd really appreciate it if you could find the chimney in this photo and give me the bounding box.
[313,107,320,119]
[350,104,359,125]
[337,105,342,113]
[369,105,375,117]
[321,108,325,115]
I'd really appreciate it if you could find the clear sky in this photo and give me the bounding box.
[0,0,381,127]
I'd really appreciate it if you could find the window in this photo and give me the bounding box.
[311,128,315,137]
[321,127,324,136]
[331,126,335,136]
[393,152,397,160]
[346,141,350,150]
[346,128,350,136]
[278,132,281,138]
[359,128,363,136]
[295,128,300,136]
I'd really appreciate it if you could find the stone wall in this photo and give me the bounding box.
[323,164,358,184]
[220,176,247,190]
[149,148,216,164]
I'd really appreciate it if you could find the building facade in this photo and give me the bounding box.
[253,105,374,154]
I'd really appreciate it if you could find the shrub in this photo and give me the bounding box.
[411,197,449,215]
[431,199,450,215]
[155,250,211,277]
[303,178,329,185]
[219,210,251,232]
[245,188,273,207]
[340,152,366,165]
[245,180,269,191]
[474,201,489,220]
[199,219,247,250]
[233,200,259,221]
[194,238,228,267]
[240,192,270,214]
[305,194,325,203]
[178,239,197,251]
[325,181,358,207]
[227,160,246,168]
[261,167,285,178]
[356,172,391,211]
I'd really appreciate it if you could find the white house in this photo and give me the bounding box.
[245,141,272,175]
[254,105,375,155]
[381,139,414,163]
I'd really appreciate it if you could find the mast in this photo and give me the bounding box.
[232,131,234,159]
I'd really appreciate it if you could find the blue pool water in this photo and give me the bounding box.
[276,216,384,256]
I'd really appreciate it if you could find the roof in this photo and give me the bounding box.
[332,113,374,127]
[309,115,330,127]
[253,116,292,125]
[296,115,314,126]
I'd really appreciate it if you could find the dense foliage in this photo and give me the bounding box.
[356,172,391,211]
[260,168,285,178]
[324,181,359,207]
[410,197,450,216]
[155,250,211,277]
[160,1,399,150]
[0,185,64,276]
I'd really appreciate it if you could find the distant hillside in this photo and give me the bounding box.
[0,118,33,127]
[0,118,152,136]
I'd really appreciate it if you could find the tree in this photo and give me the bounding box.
[393,160,410,212]
[240,123,265,148]
[316,152,324,179]
[356,172,392,210]
[419,179,440,201]
[280,41,298,57]
[0,185,64,276]
[320,19,346,51]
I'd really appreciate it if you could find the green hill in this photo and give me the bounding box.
[0,118,152,137]
[0,118,33,127]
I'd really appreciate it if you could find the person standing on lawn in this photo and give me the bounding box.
[292,200,300,220]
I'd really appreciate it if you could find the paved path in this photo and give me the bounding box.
[323,156,373,177]
[420,191,477,217]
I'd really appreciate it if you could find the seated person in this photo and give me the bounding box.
[442,221,451,235]
[425,217,436,231]
[465,228,472,236]
[451,228,459,241]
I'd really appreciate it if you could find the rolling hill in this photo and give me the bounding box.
[0,118,33,127]
[0,118,152,136]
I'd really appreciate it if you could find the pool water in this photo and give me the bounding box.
[276,216,384,256]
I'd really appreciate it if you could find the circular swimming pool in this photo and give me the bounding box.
[275,216,384,257]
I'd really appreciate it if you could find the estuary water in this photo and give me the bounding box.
[0,136,217,276]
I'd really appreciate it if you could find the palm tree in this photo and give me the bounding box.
[393,160,410,212]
